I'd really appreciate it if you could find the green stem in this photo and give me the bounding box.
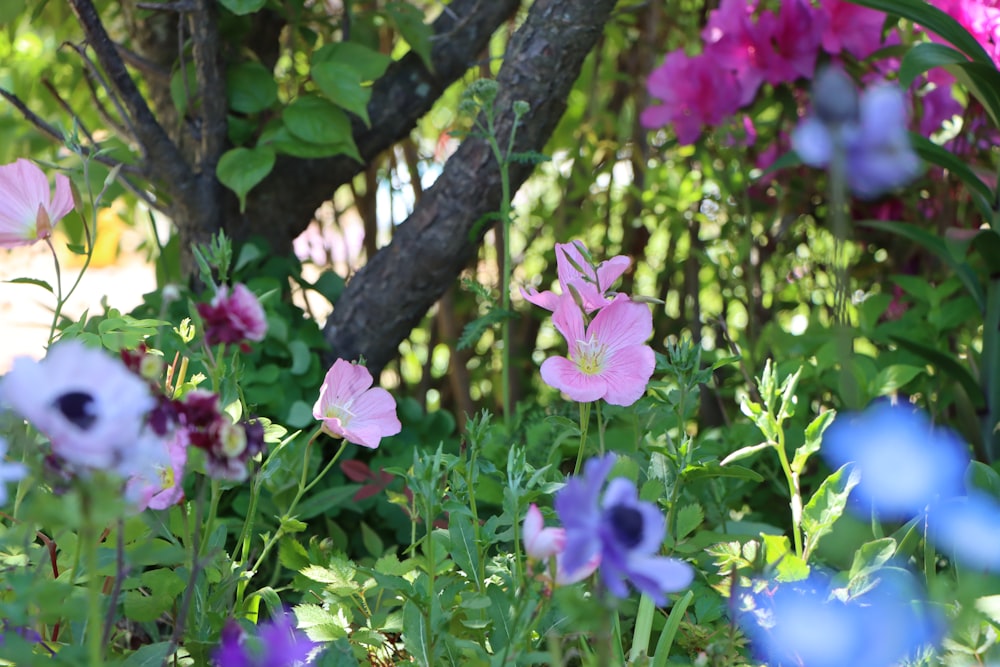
[595,401,606,456]
[829,133,859,410]
[574,402,592,475]
[81,488,104,667]
[773,430,803,559]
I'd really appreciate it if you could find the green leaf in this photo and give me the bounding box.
[313,42,393,82]
[311,270,345,304]
[675,504,703,541]
[385,2,433,70]
[402,599,431,667]
[216,146,275,213]
[851,0,993,64]
[761,533,810,581]
[859,219,984,310]
[313,61,373,127]
[226,61,278,113]
[967,460,1000,499]
[6,277,53,293]
[220,0,267,15]
[123,590,173,623]
[288,339,311,375]
[909,133,993,219]
[869,364,924,397]
[119,642,175,667]
[848,538,897,581]
[898,43,1000,127]
[792,410,836,475]
[683,462,764,482]
[719,442,771,466]
[650,590,694,667]
[888,334,984,408]
[801,464,861,559]
[283,95,353,145]
[448,513,482,584]
[486,584,512,654]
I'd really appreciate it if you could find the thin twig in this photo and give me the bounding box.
[42,78,97,145]
[135,1,197,13]
[78,65,135,140]
[63,41,141,146]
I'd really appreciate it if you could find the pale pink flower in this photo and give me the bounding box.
[313,359,401,448]
[197,283,268,347]
[523,503,601,588]
[523,503,566,561]
[521,241,630,313]
[0,159,74,248]
[540,294,655,406]
[125,428,188,511]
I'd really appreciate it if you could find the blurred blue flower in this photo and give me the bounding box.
[555,454,693,605]
[213,613,316,667]
[737,567,941,667]
[822,402,969,520]
[792,68,921,199]
[927,492,1000,572]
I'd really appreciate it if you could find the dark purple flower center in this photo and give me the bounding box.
[54,391,97,430]
[609,504,644,548]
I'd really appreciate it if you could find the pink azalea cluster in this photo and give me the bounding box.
[313,359,401,449]
[524,241,655,407]
[0,159,74,249]
[642,0,886,145]
[197,283,268,349]
[931,0,1000,64]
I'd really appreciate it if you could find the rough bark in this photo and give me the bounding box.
[322,0,619,373]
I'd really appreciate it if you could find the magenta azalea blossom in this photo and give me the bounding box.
[540,295,655,406]
[521,241,630,313]
[0,159,74,248]
[313,359,401,448]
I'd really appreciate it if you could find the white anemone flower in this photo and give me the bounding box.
[0,340,157,476]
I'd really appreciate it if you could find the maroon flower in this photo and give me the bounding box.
[177,390,266,482]
[197,283,267,348]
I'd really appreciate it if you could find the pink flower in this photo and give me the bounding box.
[701,0,770,106]
[818,0,887,59]
[642,50,743,145]
[521,241,630,313]
[0,159,74,248]
[523,503,566,561]
[756,0,823,85]
[313,359,401,448]
[126,428,188,511]
[197,283,267,347]
[540,294,655,406]
[523,503,601,588]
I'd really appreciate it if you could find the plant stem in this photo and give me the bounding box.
[773,429,803,559]
[574,401,592,475]
[80,488,104,667]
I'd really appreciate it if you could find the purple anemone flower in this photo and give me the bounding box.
[213,613,316,667]
[554,454,693,605]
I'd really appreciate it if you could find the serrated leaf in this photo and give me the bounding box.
[217,146,275,213]
[675,504,703,541]
[802,464,861,559]
[278,537,311,572]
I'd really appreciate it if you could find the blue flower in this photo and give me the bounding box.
[213,613,316,667]
[554,454,693,605]
[737,568,941,667]
[821,402,969,520]
[927,492,1000,572]
[792,68,921,200]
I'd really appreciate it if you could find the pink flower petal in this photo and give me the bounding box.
[540,356,607,403]
[587,296,653,351]
[600,345,656,406]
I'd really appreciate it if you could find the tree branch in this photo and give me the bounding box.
[67,0,191,190]
[189,0,227,172]
[230,0,522,250]
[322,0,618,373]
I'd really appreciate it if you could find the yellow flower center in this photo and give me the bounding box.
[574,335,606,376]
